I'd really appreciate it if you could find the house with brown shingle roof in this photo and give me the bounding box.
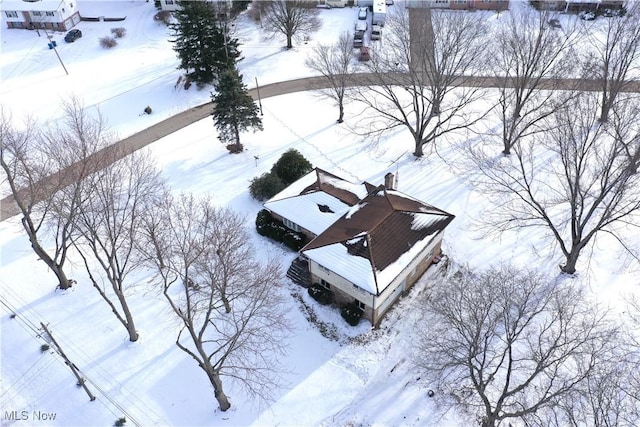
[263,168,455,326]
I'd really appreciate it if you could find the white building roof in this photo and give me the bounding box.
[264,168,370,236]
[0,0,65,12]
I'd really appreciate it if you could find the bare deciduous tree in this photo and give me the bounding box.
[494,8,580,154]
[582,3,640,123]
[415,265,618,427]
[72,151,162,342]
[262,0,320,50]
[141,194,291,411]
[0,99,109,290]
[305,31,356,123]
[474,93,640,274]
[352,8,490,157]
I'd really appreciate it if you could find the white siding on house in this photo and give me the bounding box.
[309,259,375,307]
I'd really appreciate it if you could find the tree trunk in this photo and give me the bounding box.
[286,33,293,49]
[560,248,581,275]
[413,138,424,157]
[481,415,497,427]
[221,291,231,314]
[599,95,611,123]
[337,97,344,123]
[207,369,231,411]
[114,286,139,342]
[233,123,240,147]
[22,217,73,290]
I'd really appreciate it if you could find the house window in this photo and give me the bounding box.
[355,299,366,310]
[165,0,174,4]
[46,11,55,16]
[320,279,331,289]
[454,0,467,3]
[33,11,42,16]
[5,11,18,18]
[282,218,301,232]
[434,0,448,3]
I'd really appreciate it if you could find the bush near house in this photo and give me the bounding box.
[341,303,363,326]
[250,172,286,201]
[256,209,309,251]
[271,149,313,185]
[308,284,333,305]
[249,149,313,201]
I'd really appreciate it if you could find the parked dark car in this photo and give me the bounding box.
[64,29,82,42]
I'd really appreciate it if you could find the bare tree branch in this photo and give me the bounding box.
[262,0,320,50]
[415,265,619,427]
[140,194,292,411]
[351,7,492,157]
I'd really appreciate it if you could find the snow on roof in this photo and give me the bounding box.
[319,174,369,201]
[303,187,455,295]
[265,191,350,236]
[345,202,367,219]
[266,170,318,203]
[375,231,439,289]
[264,168,371,235]
[1,0,66,12]
[305,242,378,294]
[411,213,439,230]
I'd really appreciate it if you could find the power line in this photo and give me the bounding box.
[0,285,165,425]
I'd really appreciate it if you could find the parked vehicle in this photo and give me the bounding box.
[358,7,368,20]
[359,46,370,62]
[355,20,367,33]
[353,32,364,48]
[371,24,382,41]
[64,29,82,42]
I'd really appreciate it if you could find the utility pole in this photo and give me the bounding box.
[255,77,263,116]
[41,26,69,76]
[40,322,96,401]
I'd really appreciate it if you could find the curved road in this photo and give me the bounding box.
[2,73,640,221]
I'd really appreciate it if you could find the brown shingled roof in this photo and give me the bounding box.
[303,186,455,272]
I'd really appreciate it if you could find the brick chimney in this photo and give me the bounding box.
[384,172,395,190]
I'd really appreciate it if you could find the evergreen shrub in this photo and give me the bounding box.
[341,303,363,326]
[308,284,333,305]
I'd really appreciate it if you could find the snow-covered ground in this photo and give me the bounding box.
[1,1,639,426]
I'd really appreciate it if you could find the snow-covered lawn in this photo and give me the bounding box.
[1,2,638,426]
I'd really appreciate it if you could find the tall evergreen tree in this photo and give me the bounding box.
[212,66,263,152]
[170,1,240,86]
